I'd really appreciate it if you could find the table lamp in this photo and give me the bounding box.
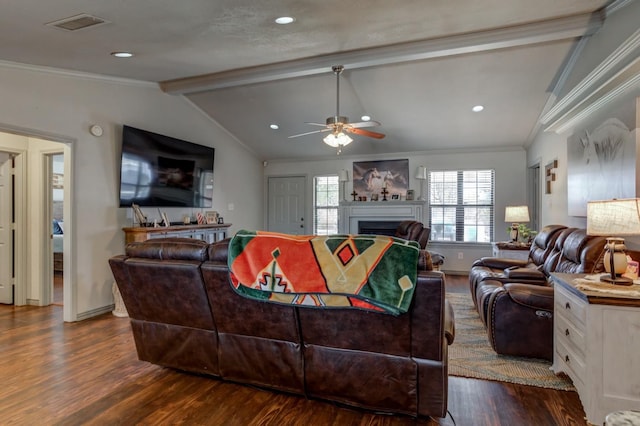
[505,205,530,242]
[587,198,640,285]
[415,166,427,201]
[339,169,349,201]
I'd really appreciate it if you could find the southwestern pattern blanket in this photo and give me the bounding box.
[228,230,420,315]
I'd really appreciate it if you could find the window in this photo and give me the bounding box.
[314,175,339,235]
[429,170,494,243]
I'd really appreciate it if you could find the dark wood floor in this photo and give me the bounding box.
[0,274,588,425]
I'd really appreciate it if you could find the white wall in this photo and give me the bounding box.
[265,147,527,273]
[527,1,640,247]
[0,64,262,319]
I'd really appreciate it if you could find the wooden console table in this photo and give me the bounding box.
[123,223,231,244]
[550,273,640,425]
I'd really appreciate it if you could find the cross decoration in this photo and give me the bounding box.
[381,187,389,201]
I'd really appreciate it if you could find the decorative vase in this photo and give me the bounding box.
[603,238,627,275]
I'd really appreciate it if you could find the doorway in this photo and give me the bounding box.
[267,176,306,234]
[50,153,64,306]
[528,162,541,232]
[0,128,73,320]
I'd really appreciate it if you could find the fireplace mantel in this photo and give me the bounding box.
[339,201,425,234]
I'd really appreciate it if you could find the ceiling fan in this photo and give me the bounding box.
[288,65,385,154]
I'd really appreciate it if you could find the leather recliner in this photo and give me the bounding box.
[395,220,445,270]
[469,226,606,360]
[394,220,430,249]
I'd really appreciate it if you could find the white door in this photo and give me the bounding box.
[0,152,13,304]
[268,176,306,234]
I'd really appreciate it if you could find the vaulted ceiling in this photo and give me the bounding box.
[0,0,612,159]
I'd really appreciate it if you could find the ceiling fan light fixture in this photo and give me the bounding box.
[323,132,353,148]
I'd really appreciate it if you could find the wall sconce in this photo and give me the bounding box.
[545,159,558,194]
[505,205,530,242]
[415,166,427,201]
[587,198,640,285]
[339,169,349,201]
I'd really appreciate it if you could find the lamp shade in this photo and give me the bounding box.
[587,198,640,236]
[323,132,353,148]
[339,169,349,182]
[505,205,530,223]
[415,166,427,180]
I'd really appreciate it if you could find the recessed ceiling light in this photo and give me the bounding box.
[275,16,295,25]
[361,115,371,121]
[472,105,484,112]
[270,124,279,130]
[111,52,134,58]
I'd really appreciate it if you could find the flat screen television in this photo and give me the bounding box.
[118,125,214,207]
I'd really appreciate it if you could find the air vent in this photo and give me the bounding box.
[46,13,109,31]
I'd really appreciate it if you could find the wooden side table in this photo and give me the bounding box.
[550,273,640,425]
[491,241,530,260]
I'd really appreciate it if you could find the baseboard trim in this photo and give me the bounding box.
[76,304,115,321]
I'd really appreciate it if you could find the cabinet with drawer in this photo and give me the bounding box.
[551,273,640,425]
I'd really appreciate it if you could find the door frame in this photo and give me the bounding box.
[0,148,26,305]
[41,150,64,306]
[0,123,75,321]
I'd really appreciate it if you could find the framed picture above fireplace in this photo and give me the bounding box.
[353,159,409,198]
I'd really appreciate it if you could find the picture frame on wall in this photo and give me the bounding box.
[406,190,415,201]
[352,159,409,198]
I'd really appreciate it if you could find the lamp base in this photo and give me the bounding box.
[600,274,634,286]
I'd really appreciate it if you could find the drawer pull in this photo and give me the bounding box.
[565,355,570,364]
[565,329,570,337]
[565,302,571,310]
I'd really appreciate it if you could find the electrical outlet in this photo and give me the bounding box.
[457,252,464,260]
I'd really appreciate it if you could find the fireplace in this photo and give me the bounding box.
[339,201,424,234]
[358,220,403,236]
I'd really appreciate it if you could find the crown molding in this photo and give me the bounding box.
[540,28,640,131]
[543,55,640,134]
[0,59,156,88]
[161,12,602,95]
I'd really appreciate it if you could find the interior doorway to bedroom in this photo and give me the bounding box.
[0,128,73,321]
[50,153,64,306]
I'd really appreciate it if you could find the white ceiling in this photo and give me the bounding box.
[0,0,613,160]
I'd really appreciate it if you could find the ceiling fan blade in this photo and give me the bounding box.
[288,128,332,138]
[347,127,386,139]
[348,120,381,129]
[304,122,331,127]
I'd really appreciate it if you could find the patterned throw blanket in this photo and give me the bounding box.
[228,230,420,315]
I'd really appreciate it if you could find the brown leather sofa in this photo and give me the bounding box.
[109,237,455,418]
[468,225,606,360]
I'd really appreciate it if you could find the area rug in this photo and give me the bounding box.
[447,292,575,391]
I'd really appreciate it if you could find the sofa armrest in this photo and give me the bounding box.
[444,299,455,345]
[504,267,546,283]
[486,283,555,359]
[472,257,528,269]
[502,283,554,311]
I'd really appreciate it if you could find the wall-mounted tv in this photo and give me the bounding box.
[118,125,214,207]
